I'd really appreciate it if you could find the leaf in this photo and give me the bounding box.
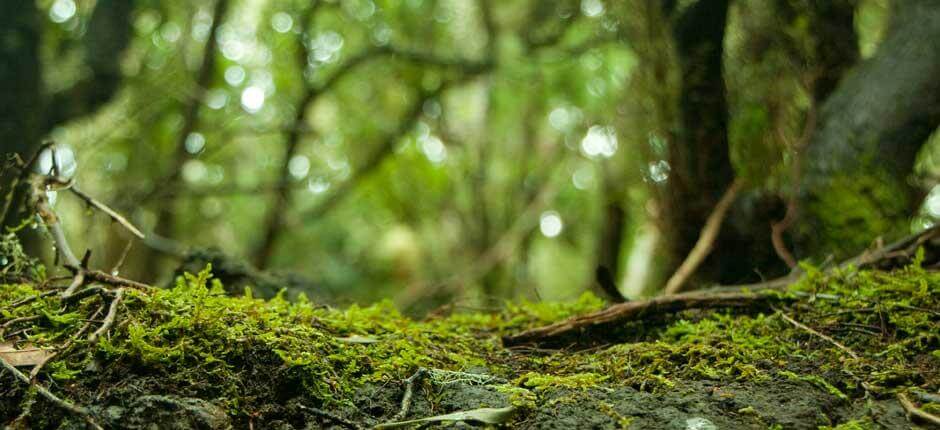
[0,342,55,367]
[374,406,516,429]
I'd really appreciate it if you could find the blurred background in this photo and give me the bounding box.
[3,0,939,312]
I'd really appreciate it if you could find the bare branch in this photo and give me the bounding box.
[664,179,742,295]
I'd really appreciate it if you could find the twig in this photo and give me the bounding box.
[777,311,859,359]
[664,179,742,295]
[110,240,133,274]
[897,392,940,427]
[67,186,144,239]
[391,368,428,422]
[502,290,787,346]
[88,288,124,343]
[10,291,57,308]
[0,354,103,430]
[295,403,362,430]
[30,305,103,381]
[80,269,151,290]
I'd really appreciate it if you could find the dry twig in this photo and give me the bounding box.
[664,179,742,295]
[88,288,124,343]
[777,311,859,359]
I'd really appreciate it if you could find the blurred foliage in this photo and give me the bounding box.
[16,0,938,309]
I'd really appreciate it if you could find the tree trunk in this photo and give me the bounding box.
[0,3,42,229]
[798,0,940,258]
[661,0,742,284]
[592,172,627,302]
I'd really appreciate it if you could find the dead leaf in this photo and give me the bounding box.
[0,342,55,367]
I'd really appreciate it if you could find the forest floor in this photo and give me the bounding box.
[1,237,938,429]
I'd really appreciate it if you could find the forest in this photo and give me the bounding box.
[1,0,939,428]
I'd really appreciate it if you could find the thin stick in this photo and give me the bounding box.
[777,311,859,359]
[0,355,103,430]
[391,368,428,422]
[897,392,940,426]
[664,179,742,295]
[68,186,145,239]
[88,288,124,343]
[110,240,133,274]
[295,403,361,430]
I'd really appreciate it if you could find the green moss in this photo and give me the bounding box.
[1,259,937,426]
[806,170,910,258]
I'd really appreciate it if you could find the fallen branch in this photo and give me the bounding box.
[503,226,940,346]
[0,354,103,430]
[897,392,940,427]
[663,179,742,295]
[502,290,787,346]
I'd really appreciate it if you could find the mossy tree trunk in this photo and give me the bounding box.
[798,0,940,258]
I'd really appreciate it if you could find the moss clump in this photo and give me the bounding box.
[1,259,937,428]
[805,170,911,259]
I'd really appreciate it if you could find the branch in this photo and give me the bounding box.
[663,178,742,295]
[897,392,940,427]
[502,290,788,346]
[67,186,144,239]
[503,226,940,346]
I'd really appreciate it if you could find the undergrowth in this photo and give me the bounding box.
[1,247,938,428]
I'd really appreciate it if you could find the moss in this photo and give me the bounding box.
[805,170,911,259]
[1,259,938,427]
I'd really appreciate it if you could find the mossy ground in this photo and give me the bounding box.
[1,258,938,429]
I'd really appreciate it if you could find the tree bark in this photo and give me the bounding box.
[0,3,42,230]
[799,0,940,258]
[592,172,627,302]
[661,0,742,284]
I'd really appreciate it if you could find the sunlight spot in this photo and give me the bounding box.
[224,65,246,86]
[549,106,582,132]
[206,89,228,109]
[649,160,670,183]
[37,145,77,178]
[240,86,265,113]
[49,0,76,23]
[581,125,618,158]
[539,211,564,238]
[271,12,293,33]
[185,132,206,154]
[925,185,940,218]
[310,31,344,63]
[420,135,447,164]
[307,177,330,194]
[182,160,207,183]
[160,22,182,43]
[572,165,595,190]
[581,0,605,17]
[288,155,310,179]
